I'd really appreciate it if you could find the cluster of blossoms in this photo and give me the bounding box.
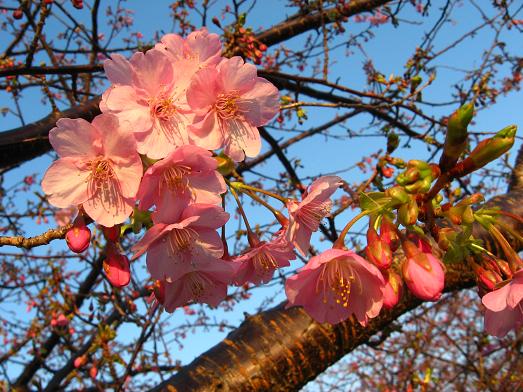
[40,29,522,338]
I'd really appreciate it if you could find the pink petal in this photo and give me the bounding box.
[41,158,90,208]
[104,54,135,85]
[189,112,223,151]
[101,86,152,132]
[238,77,279,126]
[49,118,98,158]
[217,57,257,93]
[187,67,219,111]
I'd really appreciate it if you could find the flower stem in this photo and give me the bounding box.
[333,210,370,249]
[229,181,288,203]
[229,186,256,246]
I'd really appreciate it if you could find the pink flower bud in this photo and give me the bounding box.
[366,227,392,269]
[74,355,87,368]
[102,225,120,242]
[476,266,502,291]
[380,216,399,251]
[382,270,402,309]
[103,247,130,288]
[402,241,444,301]
[89,365,97,378]
[65,224,91,253]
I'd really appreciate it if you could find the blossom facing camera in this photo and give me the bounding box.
[41,114,142,227]
[285,248,384,325]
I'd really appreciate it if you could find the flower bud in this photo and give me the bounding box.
[385,186,409,207]
[475,266,502,291]
[439,102,473,172]
[65,223,91,253]
[398,197,419,226]
[380,216,400,251]
[74,355,87,368]
[387,132,399,153]
[382,270,402,309]
[13,8,23,19]
[102,225,120,242]
[436,227,457,251]
[103,246,131,288]
[401,241,445,301]
[366,227,393,269]
[153,280,165,305]
[466,125,517,171]
[216,153,235,176]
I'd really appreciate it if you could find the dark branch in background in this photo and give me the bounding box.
[150,168,523,391]
[0,97,101,171]
[0,0,391,170]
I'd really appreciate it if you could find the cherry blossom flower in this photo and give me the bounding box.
[233,232,296,286]
[155,28,222,73]
[187,56,279,161]
[136,145,226,212]
[103,245,131,288]
[285,248,384,325]
[159,258,236,312]
[482,268,523,337]
[402,241,445,301]
[101,49,193,159]
[41,114,142,227]
[286,176,342,256]
[132,203,229,281]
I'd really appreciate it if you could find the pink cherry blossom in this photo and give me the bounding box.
[286,176,342,256]
[155,28,222,73]
[103,246,131,288]
[482,268,523,337]
[402,241,445,301]
[101,49,193,159]
[65,224,91,253]
[132,204,229,281]
[233,232,296,286]
[160,258,236,312]
[136,145,226,212]
[285,248,384,325]
[187,56,279,161]
[41,114,142,227]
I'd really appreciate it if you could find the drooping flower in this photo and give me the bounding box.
[401,240,445,301]
[233,232,296,286]
[285,248,384,325]
[286,176,342,256]
[41,114,142,227]
[155,28,222,73]
[187,56,279,161]
[131,204,229,281]
[482,268,523,337]
[101,49,193,159]
[103,247,131,288]
[136,145,226,212]
[65,222,91,253]
[155,258,236,312]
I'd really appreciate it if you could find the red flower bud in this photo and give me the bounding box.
[74,355,87,368]
[102,225,120,242]
[65,224,91,253]
[380,216,400,251]
[103,246,130,288]
[382,270,402,309]
[366,227,392,269]
[13,9,23,20]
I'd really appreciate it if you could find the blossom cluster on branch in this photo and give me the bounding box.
[38,28,523,338]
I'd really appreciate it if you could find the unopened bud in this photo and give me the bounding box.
[366,227,392,269]
[380,216,400,251]
[74,355,87,368]
[466,125,517,172]
[385,186,409,207]
[102,225,120,242]
[65,222,91,253]
[211,16,222,28]
[439,102,474,172]
[398,197,419,226]
[476,266,502,291]
[216,153,235,176]
[382,270,402,309]
[13,8,23,19]
[387,132,399,153]
[103,245,131,288]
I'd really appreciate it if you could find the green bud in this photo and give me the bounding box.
[385,186,410,207]
[216,153,235,176]
[398,197,419,226]
[440,103,474,173]
[468,125,517,169]
[387,132,400,154]
[397,167,420,185]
